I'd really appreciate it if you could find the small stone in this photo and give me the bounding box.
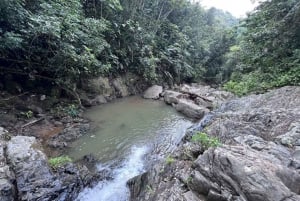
[40,95,46,101]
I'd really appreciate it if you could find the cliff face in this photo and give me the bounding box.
[128,86,300,201]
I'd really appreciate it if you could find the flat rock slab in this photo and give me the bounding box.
[143,85,163,99]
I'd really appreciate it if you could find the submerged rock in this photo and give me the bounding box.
[143,85,163,99]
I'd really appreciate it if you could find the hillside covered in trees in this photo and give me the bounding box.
[0,0,299,96]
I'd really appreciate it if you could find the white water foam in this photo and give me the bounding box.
[76,146,148,201]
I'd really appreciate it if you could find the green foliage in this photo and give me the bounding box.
[20,110,33,119]
[65,104,79,118]
[192,132,221,149]
[0,0,237,94]
[165,155,175,164]
[223,0,300,94]
[48,156,72,168]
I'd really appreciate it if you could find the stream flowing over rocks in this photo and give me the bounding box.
[129,86,300,201]
[1,84,299,201]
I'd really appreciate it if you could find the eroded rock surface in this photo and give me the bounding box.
[129,86,300,201]
[0,135,98,201]
[7,136,63,201]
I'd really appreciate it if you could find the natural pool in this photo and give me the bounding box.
[66,96,192,201]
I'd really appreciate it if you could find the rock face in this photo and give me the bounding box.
[112,77,129,97]
[0,135,97,201]
[7,136,63,201]
[0,139,15,201]
[82,73,148,106]
[129,86,300,201]
[143,85,163,99]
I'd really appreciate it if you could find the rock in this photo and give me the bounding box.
[7,136,63,201]
[6,136,96,200]
[0,127,8,136]
[163,90,182,105]
[129,86,300,201]
[0,141,15,201]
[192,146,300,201]
[40,95,46,101]
[194,97,213,110]
[87,76,114,97]
[276,122,300,147]
[47,123,90,148]
[93,95,107,104]
[143,85,163,99]
[183,191,204,201]
[174,100,209,119]
[112,77,129,97]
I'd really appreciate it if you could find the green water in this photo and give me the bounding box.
[67,96,192,163]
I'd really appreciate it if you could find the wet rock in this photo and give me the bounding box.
[143,85,163,99]
[112,77,129,97]
[7,136,62,201]
[47,123,90,148]
[174,100,209,119]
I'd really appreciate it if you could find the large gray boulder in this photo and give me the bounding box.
[174,100,209,119]
[143,85,163,99]
[7,136,62,201]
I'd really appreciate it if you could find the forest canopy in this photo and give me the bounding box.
[0,0,299,95]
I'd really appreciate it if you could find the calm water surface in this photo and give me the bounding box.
[67,96,192,201]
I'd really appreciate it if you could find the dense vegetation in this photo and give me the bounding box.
[0,0,299,97]
[0,0,236,95]
[224,0,300,95]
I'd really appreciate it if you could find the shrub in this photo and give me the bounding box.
[191,132,220,149]
[65,104,79,117]
[165,155,175,164]
[48,156,72,168]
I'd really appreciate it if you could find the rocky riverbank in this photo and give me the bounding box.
[0,75,144,201]
[129,86,300,201]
